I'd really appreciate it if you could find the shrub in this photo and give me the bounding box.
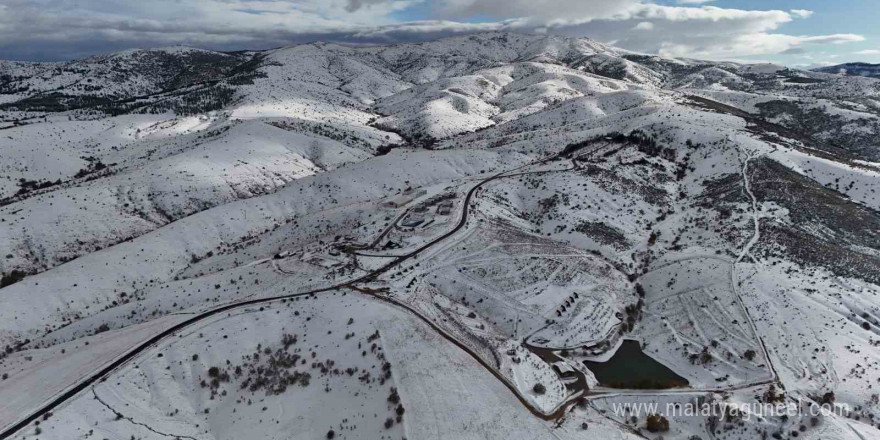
[635,283,646,297]
[763,385,785,403]
[821,392,835,406]
[533,383,546,395]
[646,414,669,432]
[0,270,26,288]
[743,349,757,361]
[388,387,400,404]
[700,351,713,364]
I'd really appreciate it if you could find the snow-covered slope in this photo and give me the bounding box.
[813,62,880,79]
[1,32,880,440]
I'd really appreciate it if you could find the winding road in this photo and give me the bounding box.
[0,142,778,438]
[0,153,578,438]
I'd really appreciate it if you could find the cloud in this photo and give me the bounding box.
[541,5,863,60]
[437,0,642,21]
[798,34,864,45]
[0,0,865,62]
[345,0,397,13]
[0,0,417,60]
[789,9,813,19]
[677,0,716,4]
[779,47,807,55]
[854,49,880,55]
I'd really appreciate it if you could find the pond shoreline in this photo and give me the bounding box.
[583,339,689,390]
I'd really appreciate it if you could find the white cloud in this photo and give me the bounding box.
[633,21,654,31]
[539,4,863,60]
[854,49,880,55]
[799,34,865,45]
[677,0,716,4]
[0,0,421,59]
[790,9,814,19]
[438,0,641,21]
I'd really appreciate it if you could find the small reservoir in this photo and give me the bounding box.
[583,340,689,389]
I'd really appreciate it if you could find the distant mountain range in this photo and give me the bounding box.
[812,62,880,79]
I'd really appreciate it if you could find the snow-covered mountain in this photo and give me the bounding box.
[1,32,880,440]
[813,62,880,79]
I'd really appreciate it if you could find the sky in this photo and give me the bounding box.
[0,0,877,66]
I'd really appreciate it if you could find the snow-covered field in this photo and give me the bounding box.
[1,32,879,439]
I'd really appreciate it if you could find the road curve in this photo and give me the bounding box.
[1,142,779,437]
[0,154,576,439]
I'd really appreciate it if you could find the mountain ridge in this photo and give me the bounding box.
[813,61,880,79]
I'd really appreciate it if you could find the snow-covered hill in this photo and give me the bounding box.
[813,62,880,79]
[1,32,880,440]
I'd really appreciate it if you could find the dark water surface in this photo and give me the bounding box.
[583,340,689,389]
